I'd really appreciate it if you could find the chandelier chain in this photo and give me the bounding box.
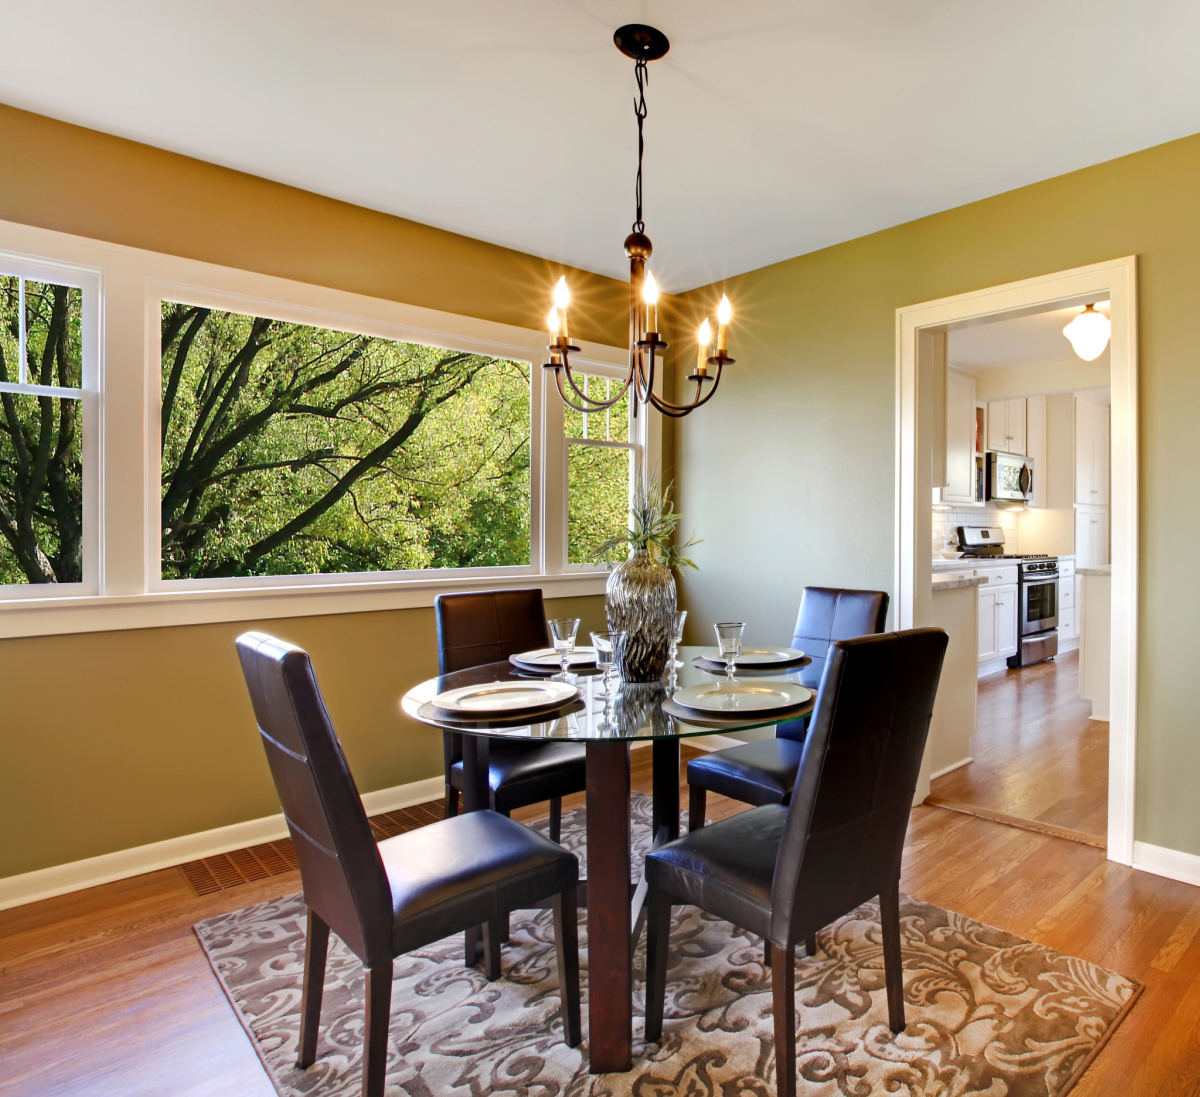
[632,57,648,234]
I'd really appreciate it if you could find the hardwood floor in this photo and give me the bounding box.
[929,649,1109,842]
[3,744,1198,1095]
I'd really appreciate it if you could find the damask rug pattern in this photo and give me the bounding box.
[195,794,1139,1097]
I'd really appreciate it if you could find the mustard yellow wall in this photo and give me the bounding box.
[0,104,620,879]
[674,129,1200,857]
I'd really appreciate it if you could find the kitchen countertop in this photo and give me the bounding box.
[1078,565,1111,576]
[932,573,988,591]
[932,558,981,571]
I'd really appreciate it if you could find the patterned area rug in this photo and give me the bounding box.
[195,794,1140,1097]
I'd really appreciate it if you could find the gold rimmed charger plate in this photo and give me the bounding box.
[431,679,579,718]
[670,680,813,719]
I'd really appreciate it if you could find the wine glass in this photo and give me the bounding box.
[548,618,581,680]
[714,621,745,681]
[590,630,624,700]
[669,610,687,668]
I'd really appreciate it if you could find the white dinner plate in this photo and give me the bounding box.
[696,647,806,666]
[432,679,579,714]
[512,647,597,667]
[672,680,812,715]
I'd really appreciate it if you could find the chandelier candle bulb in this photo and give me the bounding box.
[547,306,562,364]
[553,276,570,340]
[697,318,712,375]
[716,294,732,355]
[643,271,659,334]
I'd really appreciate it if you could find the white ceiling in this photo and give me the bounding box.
[3,2,1200,291]
[948,302,1110,372]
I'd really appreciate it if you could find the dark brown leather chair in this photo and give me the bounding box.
[685,587,889,828]
[235,631,581,1097]
[645,627,948,1097]
[436,589,587,841]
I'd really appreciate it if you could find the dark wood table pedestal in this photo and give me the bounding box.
[457,733,682,1074]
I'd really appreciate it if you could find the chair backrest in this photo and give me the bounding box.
[791,586,890,691]
[434,588,551,674]
[235,632,392,967]
[769,627,948,947]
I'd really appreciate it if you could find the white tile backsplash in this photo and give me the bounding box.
[932,506,1020,556]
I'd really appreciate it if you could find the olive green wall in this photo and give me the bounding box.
[0,104,622,880]
[0,596,605,879]
[673,129,1200,858]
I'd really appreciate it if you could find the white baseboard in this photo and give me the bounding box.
[930,756,973,781]
[0,775,445,912]
[0,735,759,913]
[1132,841,1200,889]
[685,733,749,752]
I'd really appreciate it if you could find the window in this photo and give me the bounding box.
[564,373,635,565]
[159,302,532,580]
[0,222,649,634]
[0,275,84,585]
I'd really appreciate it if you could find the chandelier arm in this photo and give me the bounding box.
[645,366,725,417]
[559,358,634,410]
[553,368,620,415]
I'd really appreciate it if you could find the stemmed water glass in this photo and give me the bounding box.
[590,630,625,700]
[714,621,745,681]
[548,618,581,681]
[669,610,687,668]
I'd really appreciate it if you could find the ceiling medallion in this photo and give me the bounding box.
[544,24,735,418]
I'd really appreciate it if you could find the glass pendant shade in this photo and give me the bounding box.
[1063,304,1111,362]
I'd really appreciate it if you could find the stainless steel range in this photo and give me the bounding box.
[956,525,1059,668]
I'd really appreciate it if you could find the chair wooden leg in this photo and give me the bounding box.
[771,942,796,1097]
[880,881,905,1034]
[763,939,772,967]
[362,960,393,1097]
[297,908,330,1069]
[548,796,562,843]
[444,783,459,820]
[551,888,582,1047]
[465,926,482,967]
[688,785,707,832]
[643,888,673,1043]
[483,918,504,981]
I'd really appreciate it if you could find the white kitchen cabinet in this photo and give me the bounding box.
[1025,395,1047,508]
[1075,505,1109,567]
[987,397,1026,455]
[978,587,998,662]
[943,368,977,504]
[1058,560,1079,641]
[976,565,1019,666]
[1074,397,1110,506]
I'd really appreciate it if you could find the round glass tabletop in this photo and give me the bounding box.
[401,645,816,741]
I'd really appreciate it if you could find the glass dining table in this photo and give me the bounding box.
[400,645,815,1074]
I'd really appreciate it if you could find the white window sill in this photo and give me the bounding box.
[0,571,610,640]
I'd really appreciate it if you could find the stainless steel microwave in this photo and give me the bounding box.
[987,452,1034,502]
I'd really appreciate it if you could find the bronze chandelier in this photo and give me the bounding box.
[544,24,735,419]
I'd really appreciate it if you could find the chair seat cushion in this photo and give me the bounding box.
[686,738,806,806]
[380,810,578,954]
[646,805,787,939]
[449,739,587,810]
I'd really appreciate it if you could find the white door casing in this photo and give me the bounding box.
[896,256,1138,863]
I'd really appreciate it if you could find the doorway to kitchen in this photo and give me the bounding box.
[895,258,1138,864]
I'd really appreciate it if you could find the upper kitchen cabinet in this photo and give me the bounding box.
[1025,395,1047,509]
[987,397,1026,454]
[1074,395,1110,506]
[942,368,978,504]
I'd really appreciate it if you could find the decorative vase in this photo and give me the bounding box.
[605,548,676,682]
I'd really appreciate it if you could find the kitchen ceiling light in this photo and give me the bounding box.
[543,24,736,418]
[1062,304,1111,362]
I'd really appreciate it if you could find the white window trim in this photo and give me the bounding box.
[0,218,654,639]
